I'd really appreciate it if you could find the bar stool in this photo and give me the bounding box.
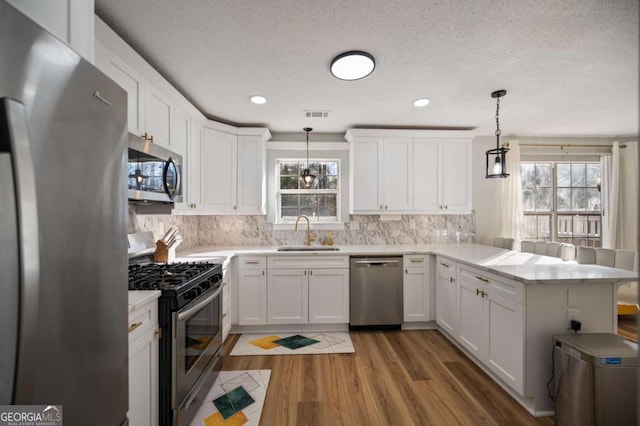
[534,241,548,255]
[577,246,596,264]
[595,248,616,268]
[521,241,535,253]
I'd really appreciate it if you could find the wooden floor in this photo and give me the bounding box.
[618,315,638,342]
[223,330,554,426]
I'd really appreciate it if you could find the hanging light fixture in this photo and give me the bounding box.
[485,89,510,178]
[300,127,316,188]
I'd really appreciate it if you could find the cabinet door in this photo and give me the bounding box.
[186,121,203,206]
[351,137,382,212]
[435,267,457,336]
[487,292,524,394]
[267,269,309,324]
[442,139,472,212]
[413,138,441,211]
[403,267,431,322]
[308,269,350,323]
[382,138,413,211]
[128,326,158,426]
[238,269,267,325]
[171,105,189,157]
[201,128,237,213]
[95,41,145,136]
[237,135,265,214]
[144,83,172,150]
[458,279,486,359]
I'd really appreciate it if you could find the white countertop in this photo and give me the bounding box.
[128,290,161,313]
[177,243,638,285]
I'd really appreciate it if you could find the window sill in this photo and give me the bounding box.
[272,222,345,232]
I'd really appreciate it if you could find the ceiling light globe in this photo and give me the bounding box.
[330,51,375,80]
[413,98,430,107]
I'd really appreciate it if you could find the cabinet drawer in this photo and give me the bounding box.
[267,255,349,269]
[238,256,266,269]
[128,300,158,344]
[436,256,456,278]
[458,265,524,304]
[403,254,429,269]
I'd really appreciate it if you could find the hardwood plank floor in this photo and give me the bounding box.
[222,330,554,426]
[618,314,638,342]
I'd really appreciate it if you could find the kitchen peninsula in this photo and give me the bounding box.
[177,243,637,416]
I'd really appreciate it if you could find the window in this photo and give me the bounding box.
[521,162,601,247]
[276,160,340,223]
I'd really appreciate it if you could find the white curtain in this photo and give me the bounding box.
[499,140,524,240]
[601,142,620,248]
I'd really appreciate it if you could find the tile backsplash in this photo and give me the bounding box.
[129,206,475,249]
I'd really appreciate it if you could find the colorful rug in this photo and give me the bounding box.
[230,332,354,356]
[189,370,270,426]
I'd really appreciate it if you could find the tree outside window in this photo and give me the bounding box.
[276,160,339,222]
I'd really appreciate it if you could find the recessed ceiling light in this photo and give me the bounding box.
[413,98,430,107]
[330,51,375,81]
[249,95,267,104]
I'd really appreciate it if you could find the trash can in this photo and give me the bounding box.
[551,333,638,426]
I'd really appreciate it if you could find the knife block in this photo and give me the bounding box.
[154,240,177,263]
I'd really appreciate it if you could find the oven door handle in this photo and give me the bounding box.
[177,285,222,321]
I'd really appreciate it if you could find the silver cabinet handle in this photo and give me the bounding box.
[354,260,400,265]
[1,98,41,401]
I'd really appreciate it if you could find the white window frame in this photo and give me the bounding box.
[521,161,602,247]
[275,158,341,224]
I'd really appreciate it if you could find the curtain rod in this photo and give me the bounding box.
[504,142,627,149]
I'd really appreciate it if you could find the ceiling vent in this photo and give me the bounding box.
[304,110,331,118]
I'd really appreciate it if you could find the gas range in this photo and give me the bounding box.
[128,262,222,310]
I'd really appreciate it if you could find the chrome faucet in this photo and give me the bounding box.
[294,215,316,246]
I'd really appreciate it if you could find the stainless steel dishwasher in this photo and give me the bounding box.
[349,256,403,330]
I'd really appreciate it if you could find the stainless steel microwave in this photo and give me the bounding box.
[127,133,182,204]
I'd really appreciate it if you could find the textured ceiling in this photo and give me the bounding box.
[95,0,638,137]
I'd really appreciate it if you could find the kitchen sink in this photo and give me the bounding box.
[277,246,340,252]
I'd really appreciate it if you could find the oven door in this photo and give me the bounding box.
[172,283,222,407]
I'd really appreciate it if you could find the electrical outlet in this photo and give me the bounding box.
[350,221,360,231]
[158,223,165,237]
[566,308,579,329]
[410,220,416,229]
[236,221,243,230]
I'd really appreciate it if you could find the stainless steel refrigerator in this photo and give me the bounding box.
[0,2,129,424]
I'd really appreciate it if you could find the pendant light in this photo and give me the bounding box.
[300,127,316,188]
[485,90,510,178]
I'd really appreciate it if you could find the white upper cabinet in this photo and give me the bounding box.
[347,129,473,214]
[414,138,472,213]
[349,136,413,213]
[9,0,95,61]
[202,127,237,213]
[94,39,146,136]
[182,125,270,214]
[95,16,204,156]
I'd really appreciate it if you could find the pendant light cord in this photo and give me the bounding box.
[495,95,501,148]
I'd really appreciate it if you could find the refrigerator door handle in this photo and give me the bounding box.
[0,98,41,403]
[163,156,179,200]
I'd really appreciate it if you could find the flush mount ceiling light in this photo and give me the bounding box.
[413,98,430,107]
[249,95,267,104]
[300,127,316,188]
[485,89,510,178]
[330,51,375,81]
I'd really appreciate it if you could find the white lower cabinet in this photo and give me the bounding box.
[267,269,309,324]
[457,265,525,394]
[435,257,458,336]
[241,256,351,326]
[308,269,350,323]
[128,296,159,426]
[403,255,433,322]
[237,256,267,325]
